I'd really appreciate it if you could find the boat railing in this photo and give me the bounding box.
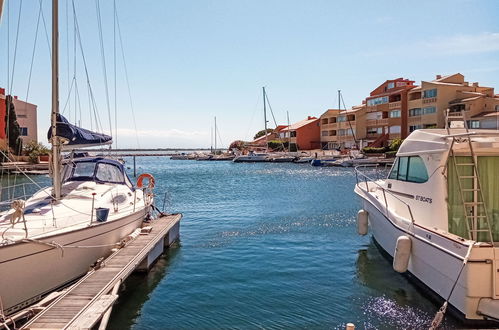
[354,165,415,223]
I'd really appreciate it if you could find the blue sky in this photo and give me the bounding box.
[1,0,499,148]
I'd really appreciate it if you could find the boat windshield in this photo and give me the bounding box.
[63,159,127,185]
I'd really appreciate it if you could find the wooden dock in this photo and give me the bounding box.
[22,213,181,330]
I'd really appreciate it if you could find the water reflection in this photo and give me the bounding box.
[355,239,459,328]
[107,244,181,330]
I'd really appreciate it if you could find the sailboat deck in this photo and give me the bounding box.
[23,213,181,330]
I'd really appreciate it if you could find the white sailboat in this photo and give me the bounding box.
[354,115,499,324]
[0,0,154,317]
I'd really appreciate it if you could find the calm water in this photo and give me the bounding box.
[74,158,458,329]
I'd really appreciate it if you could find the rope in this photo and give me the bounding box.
[429,242,474,329]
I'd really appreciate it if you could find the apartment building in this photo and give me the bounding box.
[0,88,38,146]
[319,105,367,149]
[364,78,417,146]
[279,116,320,150]
[407,73,499,132]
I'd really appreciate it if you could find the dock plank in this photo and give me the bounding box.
[24,214,181,330]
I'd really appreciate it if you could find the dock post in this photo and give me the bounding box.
[133,156,137,177]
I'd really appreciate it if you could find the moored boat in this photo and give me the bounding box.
[0,0,156,317]
[354,127,499,324]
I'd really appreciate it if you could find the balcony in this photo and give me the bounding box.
[389,101,401,109]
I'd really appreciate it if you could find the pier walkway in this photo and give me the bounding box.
[23,213,181,330]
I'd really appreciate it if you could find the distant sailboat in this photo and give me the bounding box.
[233,87,271,163]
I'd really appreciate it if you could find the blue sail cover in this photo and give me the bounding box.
[47,114,112,149]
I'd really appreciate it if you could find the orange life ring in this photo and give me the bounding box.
[137,173,155,189]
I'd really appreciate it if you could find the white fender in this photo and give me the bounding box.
[393,235,412,273]
[357,210,368,236]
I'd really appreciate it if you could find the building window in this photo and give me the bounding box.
[423,88,437,99]
[409,108,421,117]
[389,126,401,133]
[20,127,28,136]
[17,114,27,118]
[422,106,436,115]
[424,123,437,129]
[367,96,389,106]
[409,125,423,132]
[337,116,346,122]
[468,120,480,129]
[321,130,329,137]
[290,131,296,138]
[388,156,429,183]
[367,127,383,135]
[366,112,383,120]
[387,82,395,89]
[389,110,401,118]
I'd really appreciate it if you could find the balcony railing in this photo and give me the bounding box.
[389,101,401,109]
[422,97,437,104]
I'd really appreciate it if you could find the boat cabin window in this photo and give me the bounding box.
[388,156,428,183]
[96,163,125,183]
[72,162,96,180]
[63,160,126,184]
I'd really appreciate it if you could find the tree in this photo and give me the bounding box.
[229,140,246,151]
[5,96,23,155]
[253,128,273,140]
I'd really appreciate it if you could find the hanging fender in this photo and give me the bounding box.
[137,173,155,189]
[357,210,368,236]
[393,235,412,273]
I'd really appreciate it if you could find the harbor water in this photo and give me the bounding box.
[3,158,462,328]
[102,158,460,329]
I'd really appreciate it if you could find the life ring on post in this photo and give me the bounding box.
[137,173,155,189]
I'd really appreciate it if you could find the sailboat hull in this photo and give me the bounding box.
[0,209,145,316]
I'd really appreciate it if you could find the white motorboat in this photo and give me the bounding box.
[233,151,269,163]
[354,127,499,324]
[0,0,155,317]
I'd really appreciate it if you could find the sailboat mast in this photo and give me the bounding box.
[214,116,217,152]
[51,0,62,199]
[287,110,290,153]
[263,87,268,152]
[210,126,213,153]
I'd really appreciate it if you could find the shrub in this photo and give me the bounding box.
[389,138,403,151]
[362,147,387,154]
[24,141,50,164]
[253,129,273,140]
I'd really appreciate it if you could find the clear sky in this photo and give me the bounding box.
[1,0,499,148]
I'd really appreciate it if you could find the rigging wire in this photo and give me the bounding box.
[71,0,104,133]
[264,90,287,150]
[8,0,22,95]
[37,0,51,61]
[115,4,140,148]
[113,0,117,149]
[340,91,358,146]
[95,0,113,141]
[65,0,71,122]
